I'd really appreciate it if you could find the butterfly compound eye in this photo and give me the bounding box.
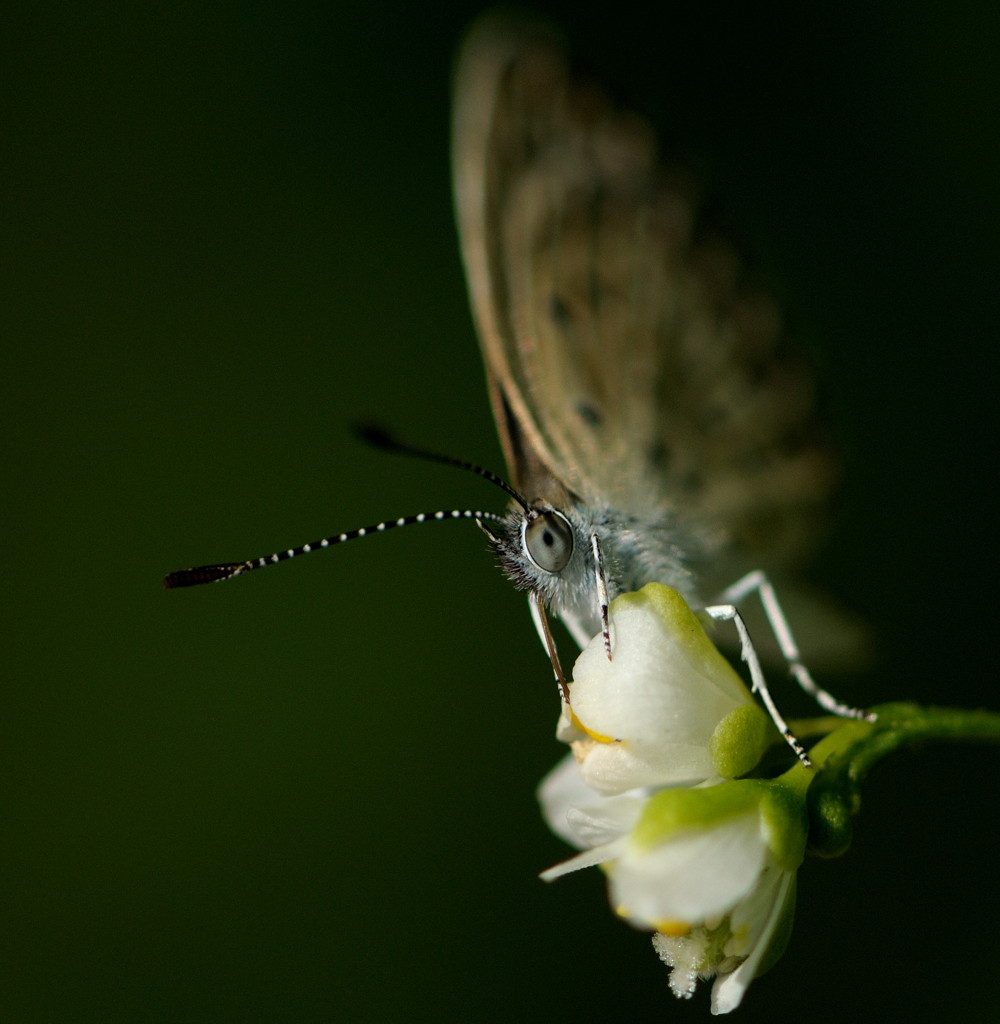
[523,511,574,573]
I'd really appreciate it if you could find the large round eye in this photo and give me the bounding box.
[523,511,574,573]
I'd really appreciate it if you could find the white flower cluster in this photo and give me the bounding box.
[538,584,809,1014]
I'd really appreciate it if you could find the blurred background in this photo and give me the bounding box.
[3,1,997,1021]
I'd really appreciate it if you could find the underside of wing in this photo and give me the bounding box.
[452,12,837,577]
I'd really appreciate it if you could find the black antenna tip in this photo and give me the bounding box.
[163,563,245,588]
[352,421,397,451]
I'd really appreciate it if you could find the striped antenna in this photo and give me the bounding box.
[354,423,532,513]
[163,508,505,588]
[163,425,526,589]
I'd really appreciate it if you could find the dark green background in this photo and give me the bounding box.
[4,2,996,1021]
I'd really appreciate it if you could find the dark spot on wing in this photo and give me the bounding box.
[680,470,704,495]
[549,293,572,329]
[648,441,672,469]
[576,401,603,427]
[519,133,540,164]
[745,356,771,386]
[588,275,603,311]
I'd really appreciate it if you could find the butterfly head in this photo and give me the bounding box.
[478,500,594,603]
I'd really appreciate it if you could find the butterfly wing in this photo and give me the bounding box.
[452,13,837,589]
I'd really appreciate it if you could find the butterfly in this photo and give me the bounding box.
[165,11,868,753]
[450,13,867,737]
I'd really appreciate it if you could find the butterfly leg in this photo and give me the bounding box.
[719,570,876,721]
[704,603,812,767]
[529,590,571,702]
[590,533,613,661]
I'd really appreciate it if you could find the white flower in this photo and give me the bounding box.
[537,584,809,1012]
[556,583,772,797]
[541,779,807,1014]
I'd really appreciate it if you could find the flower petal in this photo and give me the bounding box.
[565,794,647,848]
[614,811,767,927]
[567,585,762,795]
[539,835,630,882]
[537,752,597,849]
[710,870,795,1014]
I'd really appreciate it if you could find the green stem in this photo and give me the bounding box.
[785,715,845,739]
[797,702,1000,857]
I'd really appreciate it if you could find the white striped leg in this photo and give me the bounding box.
[705,603,811,767]
[719,570,875,722]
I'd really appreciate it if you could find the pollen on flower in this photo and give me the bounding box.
[653,930,712,1000]
[653,919,691,937]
